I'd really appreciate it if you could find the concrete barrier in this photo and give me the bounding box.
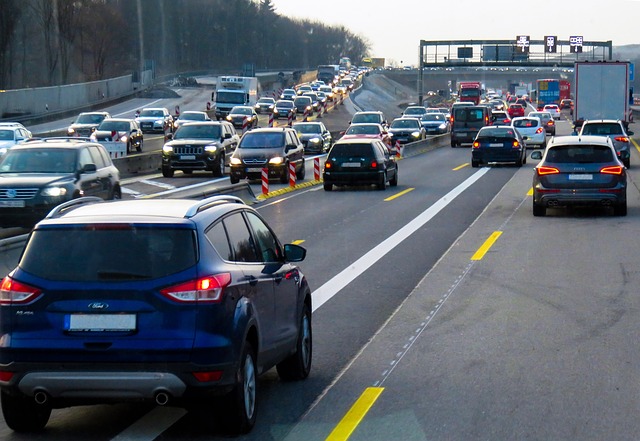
[401,133,451,157]
[144,181,257,205]
[113,152,162,175]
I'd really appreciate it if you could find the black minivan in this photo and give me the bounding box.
[451,105,493,147]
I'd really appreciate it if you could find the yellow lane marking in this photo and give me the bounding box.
[471,231,503,261]
[527,187,533,196]
[291,240,305,245]
[325,387,384,441]
[453,163,469,171]
[384,188,415,201]
[632,138,640,154]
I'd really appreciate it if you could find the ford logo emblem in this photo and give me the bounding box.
[88,302,109,310]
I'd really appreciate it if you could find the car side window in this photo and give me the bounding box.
[206,220,233,261]
[78,147,94,169]
[245,212,281,263]
[88,146,107,169]
[222,212,260,263]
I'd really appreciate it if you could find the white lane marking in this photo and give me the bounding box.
[121,187,143,196]
[311,167,490,312]
[112,98,163,118]
[111,407,186,441]
[141,177,228,197]
[139,180,176,190]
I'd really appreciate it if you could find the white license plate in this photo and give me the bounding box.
[342,162,361,168]
[457,133,466,137]
[568,174,593,180]
[66,314,136,332]
[246,167,263,173]
[0,200,25,208]
[488,143,503,147]
[180,155,196,160]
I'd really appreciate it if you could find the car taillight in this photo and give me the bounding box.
[547,120,554,126]
[324,161,332,169]
[536,127,544,134]
[614,136,629,143]
[160,273,231,303]
[503,119,511,124]
[536,166,560,176]
[601,166,624,175]
[472,141,480,148]
[371,161,378,168]
[512,141,520,148]
[0,277,42,305]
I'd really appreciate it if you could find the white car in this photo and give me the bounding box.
[0,123,33,156]
[511,116,546,148]
[543,104,561,120]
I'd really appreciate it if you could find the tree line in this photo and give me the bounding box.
[0,0,371,89]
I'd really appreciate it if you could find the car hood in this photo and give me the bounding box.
[166,139,219,146]
[421,121,446,127]
[341,134,380,140]
[0,173,75,187]
[69,123,99,129]
[298,133,323,141]
[233,147,285,160]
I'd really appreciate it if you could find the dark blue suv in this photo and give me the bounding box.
[0,195,312,435]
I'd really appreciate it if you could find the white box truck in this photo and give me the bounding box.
[212,76,258,120]
[573,61,631,129]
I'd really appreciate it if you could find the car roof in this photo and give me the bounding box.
[334,138,378,145]
[8,138,101,150]
[548,135,613,147]
[581,119,623,124]
[244,127,292,134]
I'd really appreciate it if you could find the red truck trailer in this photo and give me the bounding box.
[458,82,482,105]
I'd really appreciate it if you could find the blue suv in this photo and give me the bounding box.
[0,195,312,435]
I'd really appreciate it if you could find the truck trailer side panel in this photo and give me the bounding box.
[574,62,629,125]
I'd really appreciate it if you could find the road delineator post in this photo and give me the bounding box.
[242,117,249,134]
[314,157,320,181]
[395,141,402,158]
[268,112,274,127]
[287,112,293,127]
[262,168,269,195]
[289,162,296,187]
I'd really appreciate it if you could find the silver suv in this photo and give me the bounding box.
[578,120,634,168]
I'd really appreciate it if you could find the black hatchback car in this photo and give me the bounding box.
[471,126,526,167]
[323,138,398,191]
[0,195,312,435]
[0,139,121,227]
[531,135,627,216]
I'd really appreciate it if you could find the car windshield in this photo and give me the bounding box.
[178,112,206,121]
[421,114,445,122]
[0,130,14,140]
[545,145,615,163]
[331,143,373,157]
[294,124,321,134]
[258,98,274,104]
[352,114,381,124]
[404,108,425,115]
[581,123,624,136]
[98,121,131,131]
[0,149,76,173]
[239,132,284,148]
[75,114,105,124]
[391,119,419,129]
[478,128,517,140]
[454,108,484,122]
[174,124,221,139]
[140,110,164,117]
[231,107,252,115]
[294,98,311,105]
[346,125,381,135]
[277,101,293,108]
[20,226,197,281]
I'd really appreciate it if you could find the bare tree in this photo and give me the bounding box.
[0,0,22,88]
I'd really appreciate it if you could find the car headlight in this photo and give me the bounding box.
[162,145,174,153]
[411,131,421,138]
[309,137,321,144]
[269,157,284,165]
[205,145,218,153]
[306,106,312,111]
[119,135,128,143]
[67,127,75,134]
[226,116,232,121]
[230,157,242,165]
[42,187,67,197]
[438,123,446,129]
[155,119,164,125]
[274,109,280,114]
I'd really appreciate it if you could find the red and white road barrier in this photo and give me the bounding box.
[289,162,296,187]
[314,157,320,181]
[395,140,402,158]
[324,100,328,115]
[262,168,269,195]
[317,104,323,118]
[303,108,309,122]
[242,117,249,134]
[287,112,293,127]
[268,112,274,127]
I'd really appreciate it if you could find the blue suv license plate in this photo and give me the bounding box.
[65,314,136,332]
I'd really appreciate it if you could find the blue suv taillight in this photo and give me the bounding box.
[160,273,231,303]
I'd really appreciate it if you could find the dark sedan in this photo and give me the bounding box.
[531,135,627,216]
[419,113,450,134]
[471,126,526,168]
[90,118,144,153]
[387,117,425,144]
[226,106,259,130]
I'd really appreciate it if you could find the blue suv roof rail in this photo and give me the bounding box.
[45,196,104,219]
[184,195,246,218]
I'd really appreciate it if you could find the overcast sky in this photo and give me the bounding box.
[271,0,640,66]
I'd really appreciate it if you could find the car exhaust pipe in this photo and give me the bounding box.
[601,200,612,206]
[154,391,170,406]
[34,390,49,405]
[547,200,558,207]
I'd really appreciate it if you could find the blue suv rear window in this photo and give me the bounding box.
[20,226,197,281]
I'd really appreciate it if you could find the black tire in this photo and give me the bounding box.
[389,167,398,187]
[277,303,312,381]
[523,152,527,165]
[212,155,224,177]
[1,390,51,432]
[471,159,479,168]
[161,166,174,178]
[516,157,523,167]
[533,201,546,217]
[280,165,289,184]
[451,141,457,148]
[623,158,630,169]
[136,139,142,152]
[614,201,627,216]
[219,342,257,435]
[126,141,132,153]
[376,172,386,190]
[230,175,240,184]
[296,159,306,180]
[323,183,332,191]
[111,186,122,200]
